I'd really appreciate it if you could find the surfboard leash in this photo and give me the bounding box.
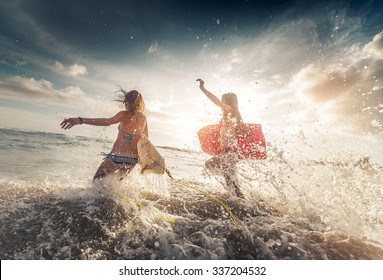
[112,190,176,223]
[110,169,239,226]
[165,168,239,227]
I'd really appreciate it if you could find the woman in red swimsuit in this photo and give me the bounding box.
[197,79,245,199]
[60,88,148,181]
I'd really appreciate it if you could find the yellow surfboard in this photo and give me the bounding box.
[137,135,166,175]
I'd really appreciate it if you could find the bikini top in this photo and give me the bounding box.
[118,124,140,144]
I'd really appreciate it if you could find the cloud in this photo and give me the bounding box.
[0,76,96,107]
[291,31,383,137]
[54,61,88,77]
[363,31,383,57]
[148,41,159,54]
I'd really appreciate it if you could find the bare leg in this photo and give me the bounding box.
[204,157,224,176]
[205,157,245,199]
[222,161,245,199]
[93,159,136,181]
[223,172,245,199]
[93,159,120,181]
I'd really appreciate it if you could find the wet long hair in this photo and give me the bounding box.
[115,87,145,113]
[221,92,239,111]
[221,92,243,125]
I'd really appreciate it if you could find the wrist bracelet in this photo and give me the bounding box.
[79,117,84,124]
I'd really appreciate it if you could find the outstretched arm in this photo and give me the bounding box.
[60,111,124,130]
[196,79,230,110]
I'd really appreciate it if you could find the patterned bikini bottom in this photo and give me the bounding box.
[102,152,139,171]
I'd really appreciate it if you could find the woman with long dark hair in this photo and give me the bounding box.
[60,88,148,181]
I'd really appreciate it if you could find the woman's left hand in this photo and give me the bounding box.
[60,118,80,130]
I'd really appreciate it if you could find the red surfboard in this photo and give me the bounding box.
[198,123,267,159]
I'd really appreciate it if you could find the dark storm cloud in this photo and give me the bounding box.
[0,0,324,81]
[1,0,380,65]
[0,0,316,56]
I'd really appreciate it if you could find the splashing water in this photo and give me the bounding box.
[0,128,382,260]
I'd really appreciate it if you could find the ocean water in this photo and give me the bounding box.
[0,127,382,260]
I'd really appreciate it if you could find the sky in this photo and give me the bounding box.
[0,0,382,163]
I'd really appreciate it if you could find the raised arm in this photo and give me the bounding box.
[60,111,124,130]
[196,79,231,110]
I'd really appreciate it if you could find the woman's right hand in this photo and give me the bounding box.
[60,118,80,130]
